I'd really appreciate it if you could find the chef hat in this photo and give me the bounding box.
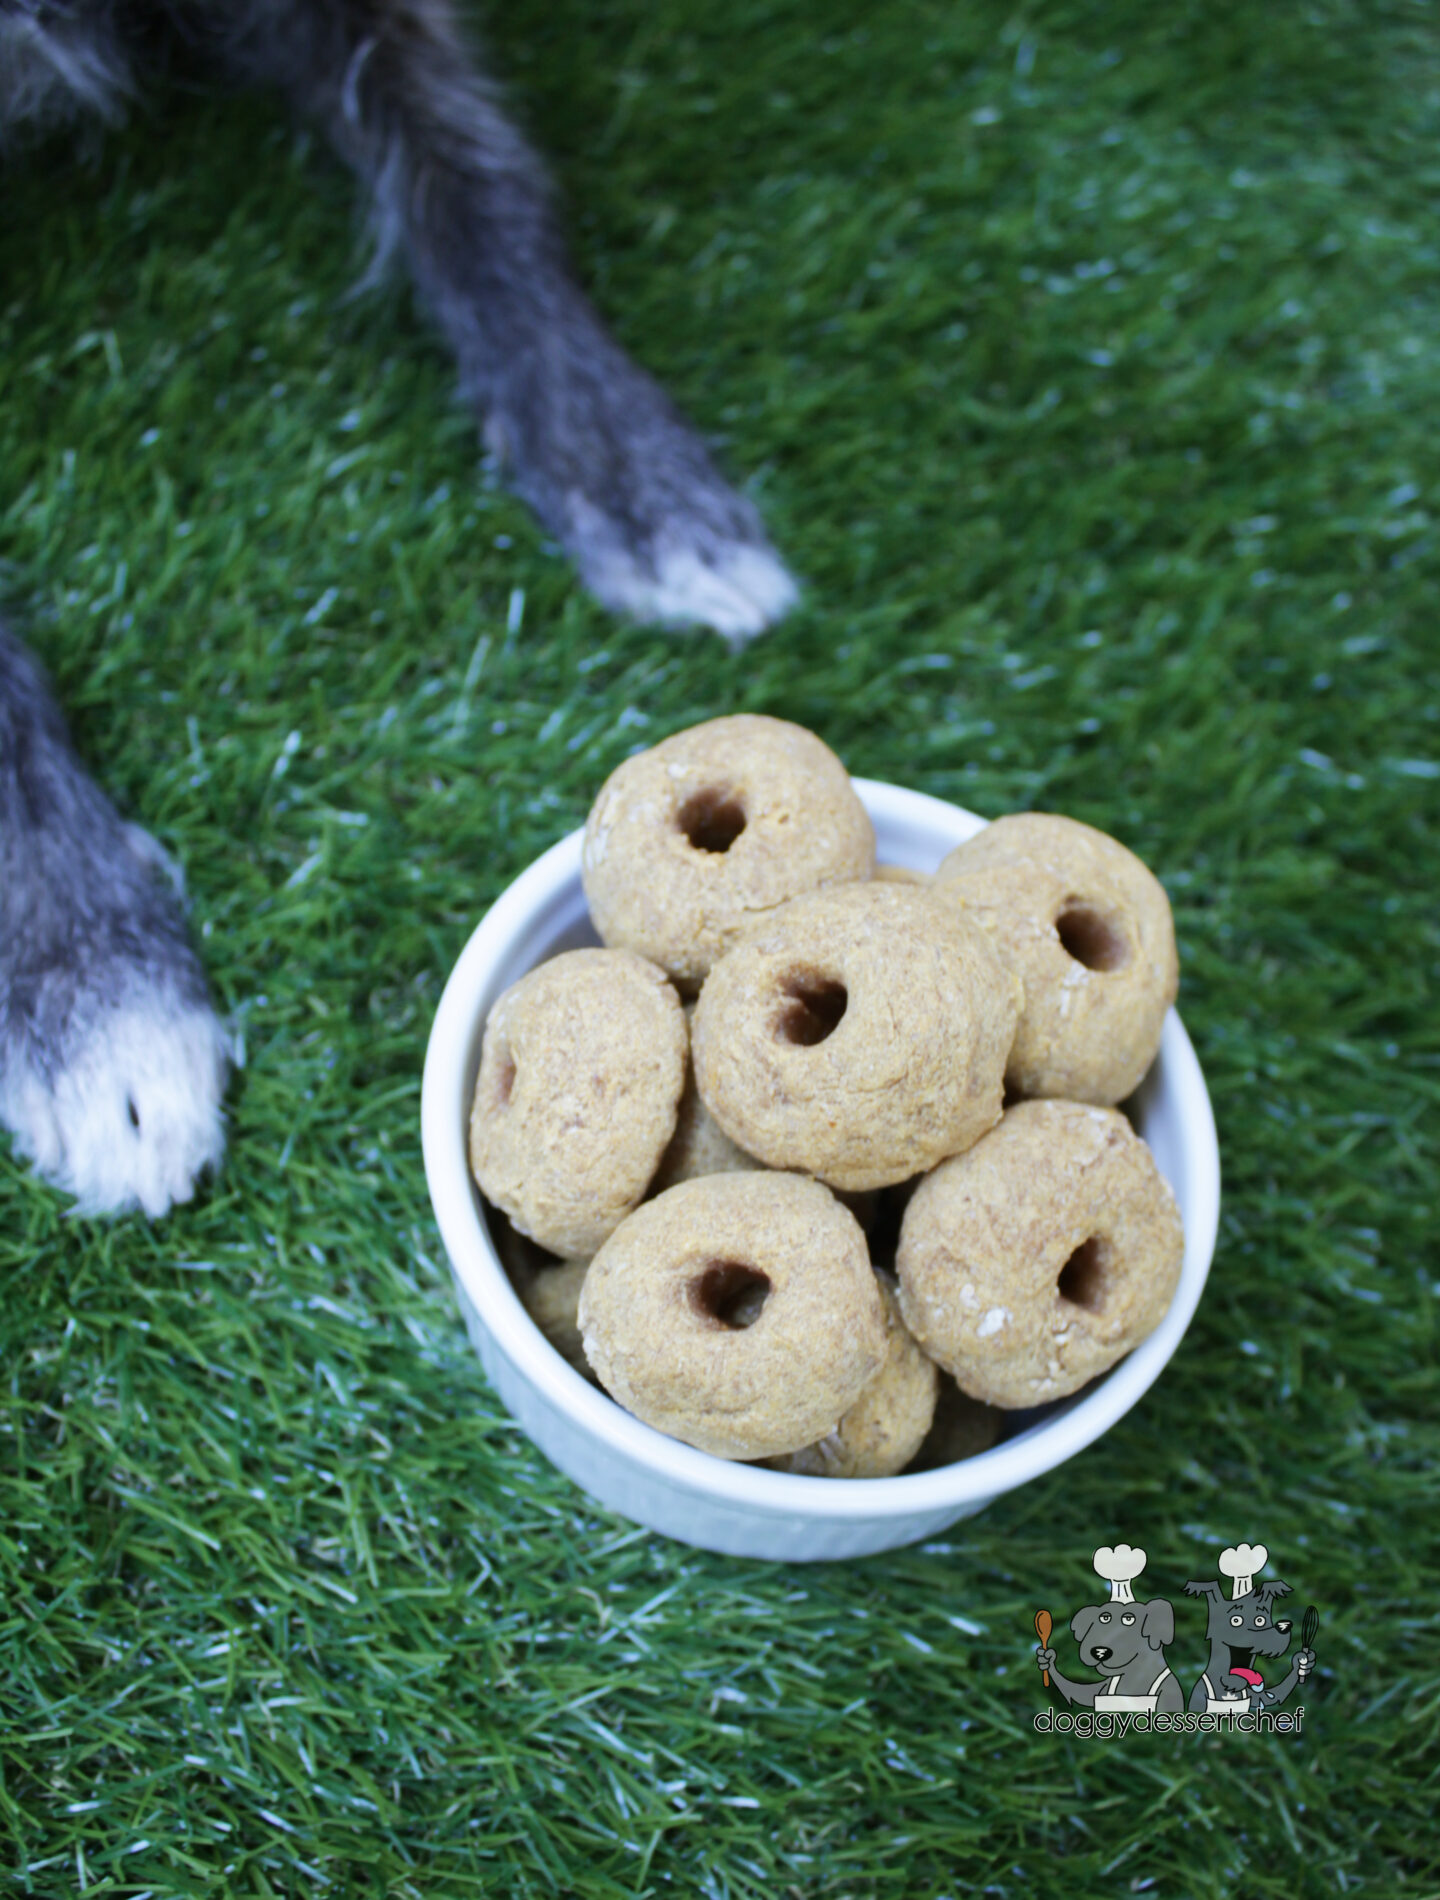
[1093,1544,1147,1605]
[1218,1543,1268,1600]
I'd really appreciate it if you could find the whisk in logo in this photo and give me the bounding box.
[1031,1541,1320,1736]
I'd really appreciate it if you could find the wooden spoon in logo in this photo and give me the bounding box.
[1035,1608,1053,1687]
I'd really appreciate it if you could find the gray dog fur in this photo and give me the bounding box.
[0,0,796,1216]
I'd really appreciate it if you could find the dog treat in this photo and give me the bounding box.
[493,1216,594,1379]
[582,714,875,989]
[468,721,1197,1483]
[578,1172,887,1460]
[766,1275,937,1478]
[908,1376,1004,1470]
[896,1099,1184,1408]
[647,1007,761,1197]
[518,1257,591,1377]
[933,812,1177,1104]
[469,947,686,1257]
[692,881,1021,1192]
[834,1187,880,1234]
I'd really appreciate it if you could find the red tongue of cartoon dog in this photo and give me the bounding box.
[1231,1666,1264,1688]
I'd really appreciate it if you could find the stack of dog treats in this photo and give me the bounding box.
[468,715,1184,1478]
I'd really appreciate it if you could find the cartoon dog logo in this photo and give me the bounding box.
[1184,1542,1317,1717]
[1033,1544,1184,1713]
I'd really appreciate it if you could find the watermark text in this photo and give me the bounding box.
[1033,1705,1305,1740]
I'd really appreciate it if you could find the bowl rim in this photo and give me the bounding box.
[421,778,1220,1522]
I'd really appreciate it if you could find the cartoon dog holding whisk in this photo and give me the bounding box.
[1184,1542,1318,1717]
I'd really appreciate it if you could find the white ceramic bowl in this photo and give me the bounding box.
[422,780,1220,1561]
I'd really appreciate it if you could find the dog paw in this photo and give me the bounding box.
[572,506,799,646]
[1,629,234,1216]
[0,811,232,1218]
[1,987,231,1218]
[491,332,798,644]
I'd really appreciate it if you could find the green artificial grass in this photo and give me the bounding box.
[2,0,1438,1891]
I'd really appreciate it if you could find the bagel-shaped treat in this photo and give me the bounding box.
[933,812,1177,1104]
[766,1275,938,1478]
[896,1099,1184,1408]
[578,1173,887,1461]
[582,714,875,989]
[647,1007,762,1198]
[908,1376,1004,1471]
[468,948,686,1257]
[492,1215,594,1381]
[692,882,1021,1193]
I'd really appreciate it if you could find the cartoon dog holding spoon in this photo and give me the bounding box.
[1034,1544,1184,1713]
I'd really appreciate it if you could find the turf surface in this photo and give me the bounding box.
[3,0,1438,1892]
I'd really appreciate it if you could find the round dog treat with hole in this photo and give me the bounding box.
[647,1008,762,1197]
[895,1099,1184,1408]
[493,1217,595,1380]
[516,1257,592,1378]
[469,948,686,1257]
[766,1275,938,1478]
[578,1172,887,1461]
[692,881,1021,1192]
[908,1376,1003,1471]
[933,812,1177,1105]
[647,1068,760,1195]
[582,714,875,989]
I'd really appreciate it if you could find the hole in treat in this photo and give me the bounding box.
[678,787,747,854]
[691,1260,772,1330]
[775,970,848,1046]
[126,1097,140,1131]
[1058,1237,1111,1313]
[493,1055,516,1108]
[1056,902,1130,973]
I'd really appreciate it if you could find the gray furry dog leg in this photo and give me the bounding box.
[225,0,796,641]
[0,0,133,145]
[0,629,230,1216]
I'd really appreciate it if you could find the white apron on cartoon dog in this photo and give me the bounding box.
[1096,1666,1176,1713]
[1196,1671,1253,1718]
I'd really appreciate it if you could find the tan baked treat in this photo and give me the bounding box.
[582,714,875,988]
[521,1259,592,1376]
[874,863,931,886]
[933,812,1177,1104]
[908,1376,1003,1470]
[692,882,1021,1192]
[834,1188,879,1234]
[647,1007,761,1197]
[492,1217,594,1380]
[767,1275,937,1477]
[578,1173,887,1460]
[896,1099,1184,1408]
[469,948,686,1257]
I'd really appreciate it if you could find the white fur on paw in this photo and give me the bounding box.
[1,993,232,1219]
[580,522,799,645]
